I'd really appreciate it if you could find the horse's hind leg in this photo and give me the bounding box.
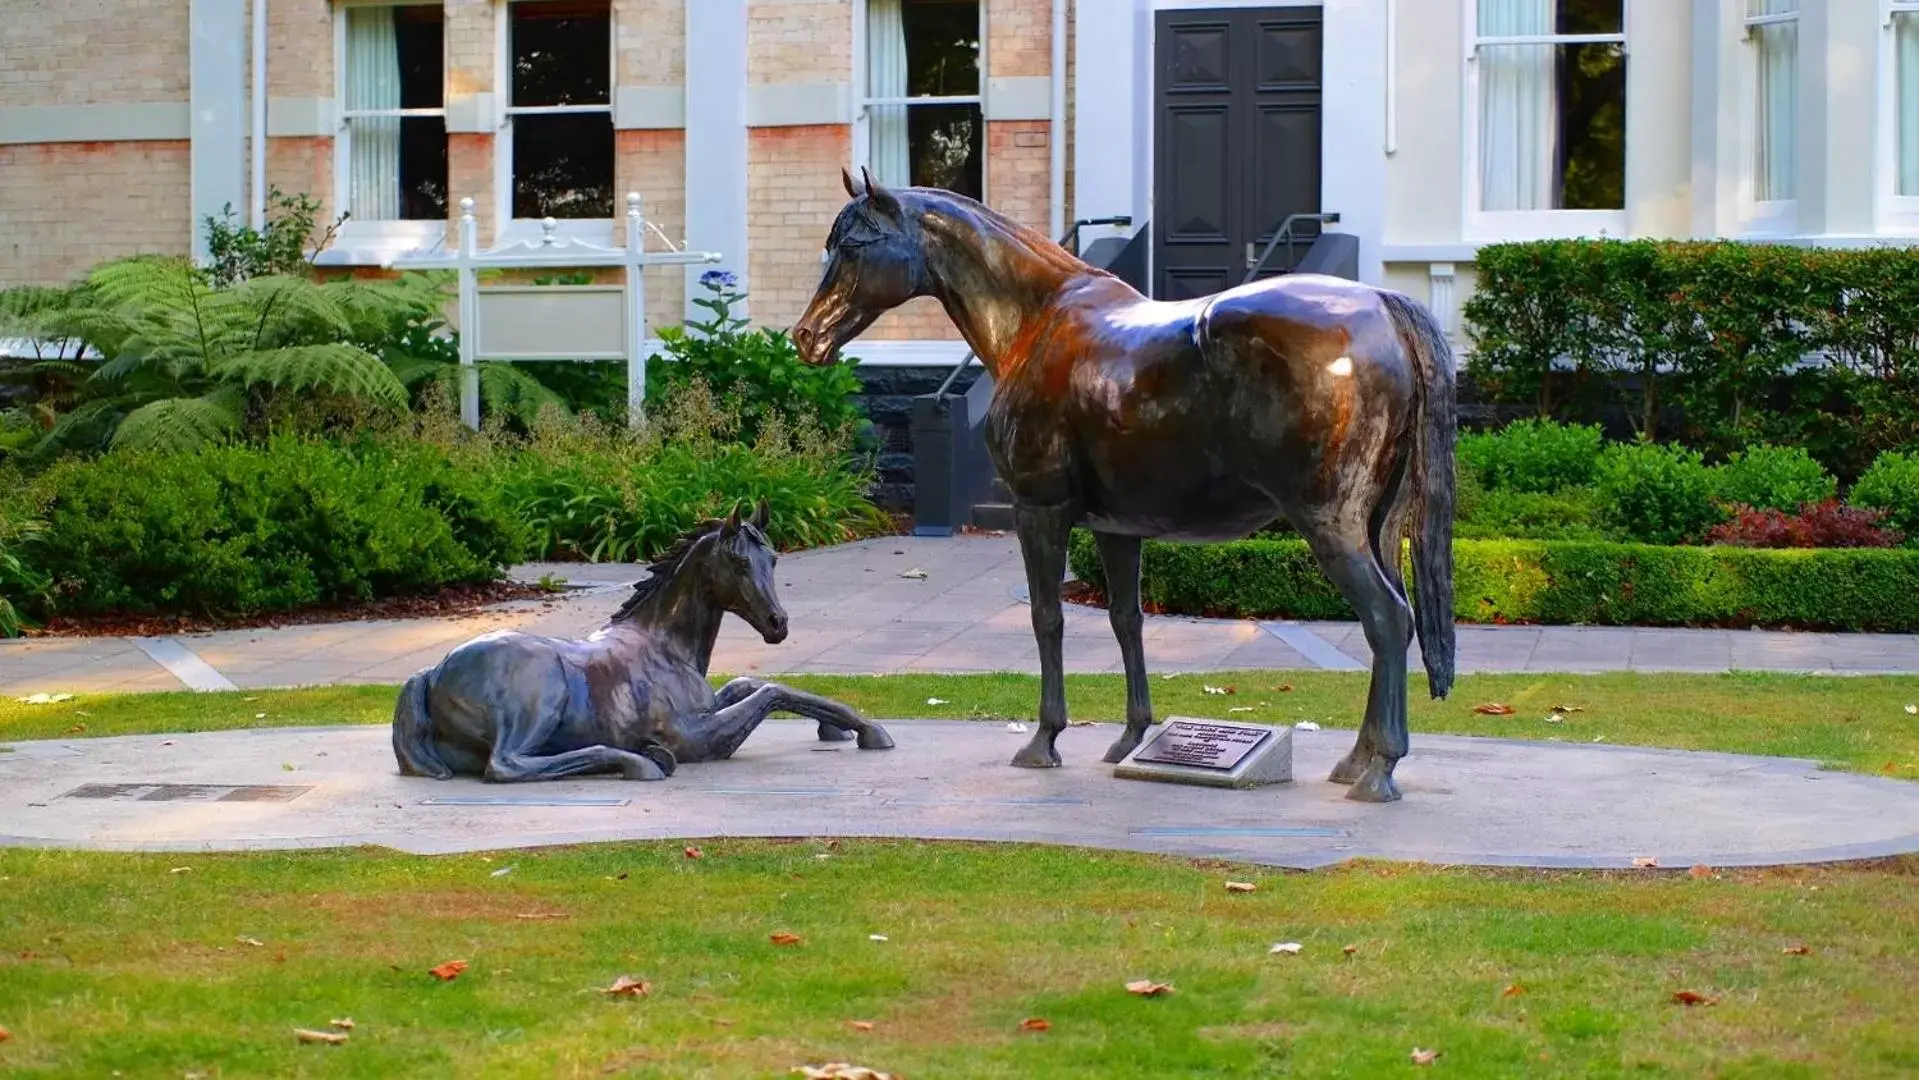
[1307,535,1413,803]
[1094,531,1155,763]
[680,683,893,762]
[485,746,669,782]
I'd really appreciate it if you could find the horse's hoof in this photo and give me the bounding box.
[857,725,895,750]
[1344,764,1402,803]
[1101,732,1143,764]
[636,744,677,779]
[1009,736,1063,769]
[818,722,856,743]
[1327,750,1366,785]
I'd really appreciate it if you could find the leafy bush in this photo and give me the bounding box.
[1464,240,1919,474]
[0,500,50,636]
[1712,445,1837,512]
[648,271,867,444]
[19,436,524,618]
[201,187,345,287]
[498,383,886,561]
[1593,441,1723,545]
[1068,532,1919,632]
[1457,419,1604,494]
[1851,451,1919,544]
[1455,477,1611,542]
[1706,502,1903,549]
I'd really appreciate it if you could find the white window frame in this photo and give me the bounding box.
[1878,0,1919,232]
[493,0,618,246]
[1460,0,1629,242]
[849,0,989,202]
[329,0,449,263]
[1739,2,1799,237]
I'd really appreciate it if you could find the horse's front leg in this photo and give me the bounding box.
[717,676,851,743]
[1011,501,1073,768]
[1093,531,1155,763]
[680,683,893,762]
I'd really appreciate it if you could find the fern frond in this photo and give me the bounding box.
[236,275,355,345]
[322,273,451,339]
[110,393,242,453]
[216,343,409,408]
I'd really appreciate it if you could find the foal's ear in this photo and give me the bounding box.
[841,165,864,199]
[862,167,903,219]
[751,497,770,530]
[724,502,743,533]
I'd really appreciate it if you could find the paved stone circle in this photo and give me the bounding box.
[4,720,1914,869]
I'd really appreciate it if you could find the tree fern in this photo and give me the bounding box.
[219,344,407,408]
[111,391,244,453]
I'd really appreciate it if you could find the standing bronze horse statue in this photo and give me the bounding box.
[793,170,1454,802]
[393,502,893,783]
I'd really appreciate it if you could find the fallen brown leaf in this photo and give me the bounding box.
[848,1020,876,1032]
[428,960,468,981]
[684,846,703,859]
[1472,703,1515,716]
[1502,983,1525,998]
[0,1025,10,1042]
[1224,881,1257,893]
[1632,856,1660,869]
[1271,683,1295,692]
[1670,989,1717,1006]
[1782,944,1812,956]
[1688,864,1713,879]
[1019,1017,1051,1032]
[1342,944,1359,956]
[770,932,803,946]
[1125,979,1175,997]
[294,1028,349,1045]
[604,975,651,997]
[1411,1047,1441,1065]
[328,1018,355,1031]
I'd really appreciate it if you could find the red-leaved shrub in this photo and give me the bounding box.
[1707,501,1904,549]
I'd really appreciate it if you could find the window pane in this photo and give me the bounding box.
[867,0,979,98]
[1747,0,1796,17]
[908,103,982,199]
[1477,1,1621,39]
[345,6,445,221]
[512,112,614,218]
[1478,41,1624,211]
[1754,21,1796,201]
[396,5,444,109]
[1898,13,1919,197]
[1555,0,1622,37]
[511,0,610,107]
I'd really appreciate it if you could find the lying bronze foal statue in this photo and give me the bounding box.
[392,502,892,782]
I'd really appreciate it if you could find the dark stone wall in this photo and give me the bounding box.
[852,363,982,510]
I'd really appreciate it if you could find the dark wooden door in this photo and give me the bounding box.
[1153,7,1323,301]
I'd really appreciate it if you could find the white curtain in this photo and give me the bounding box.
[1899,14,1919,196]
[346,6,403,220]
[1478,0,1557,212]
[1751,0,1796,202]
[866,0,912,187]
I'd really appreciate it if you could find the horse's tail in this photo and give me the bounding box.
[392,670,454,779]
[1379,289,1457,700]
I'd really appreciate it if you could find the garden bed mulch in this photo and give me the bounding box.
[20,580,554,639]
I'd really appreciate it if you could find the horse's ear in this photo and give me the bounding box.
[841,165,864,198]
[724,502,743,533]
[862,167,903,219]
[752,497,770,530]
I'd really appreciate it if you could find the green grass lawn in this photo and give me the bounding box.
[5,671,1917,778]
[1,842,1916,1078]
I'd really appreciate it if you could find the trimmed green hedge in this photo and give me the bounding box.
[1067,531,1919,632]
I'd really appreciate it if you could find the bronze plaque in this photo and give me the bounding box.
[1132,721,1272,771]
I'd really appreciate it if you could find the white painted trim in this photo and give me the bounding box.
[266,97,335,137]
[841,339,973,367]
[614,86,685,130]
[1427,262,1458,343]
[1152,0,1321,8]
[317,220,450,265]
[1877,3,1919,232]
[1382,242,1483,262]
[684,0,749,318]
[1050,0,1067,239]
[191,0,249,260]
[985,76,1052,121]
[745,82,851,127]
[0,103,191,145]
[1072,0,1147,246]
[1735,1,1800,237]
[250,0,266,228]
[1459,0,1630,242]
[444,92,495,133]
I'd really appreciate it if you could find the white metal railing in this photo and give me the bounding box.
[394,192,721,429]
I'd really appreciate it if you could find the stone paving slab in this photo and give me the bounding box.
[4,535,1918,696]
[3,720,1913,869]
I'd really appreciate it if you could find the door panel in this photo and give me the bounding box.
[1153,7,1323,299]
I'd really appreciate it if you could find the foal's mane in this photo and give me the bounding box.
[843,186,1099,282]
[609,519,723,623]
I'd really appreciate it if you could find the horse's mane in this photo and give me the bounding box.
[906,188,1097,278]
[609,519,723,623]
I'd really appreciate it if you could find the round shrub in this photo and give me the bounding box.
[1594,441,1724,545]
[1851,451,1919,544]
[1712,445,1837,512]
[1457,419,1605,494]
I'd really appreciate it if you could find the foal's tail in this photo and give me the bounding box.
[1378,290,1457,700]
[392,670,454,779]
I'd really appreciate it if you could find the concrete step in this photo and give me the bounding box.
[970,501,1016,532]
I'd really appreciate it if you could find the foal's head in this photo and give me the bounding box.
[793,167,929,366]
[614,501,787,644]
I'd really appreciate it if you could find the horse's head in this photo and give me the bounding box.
[704,499,788,644]
[793,167,927,366]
